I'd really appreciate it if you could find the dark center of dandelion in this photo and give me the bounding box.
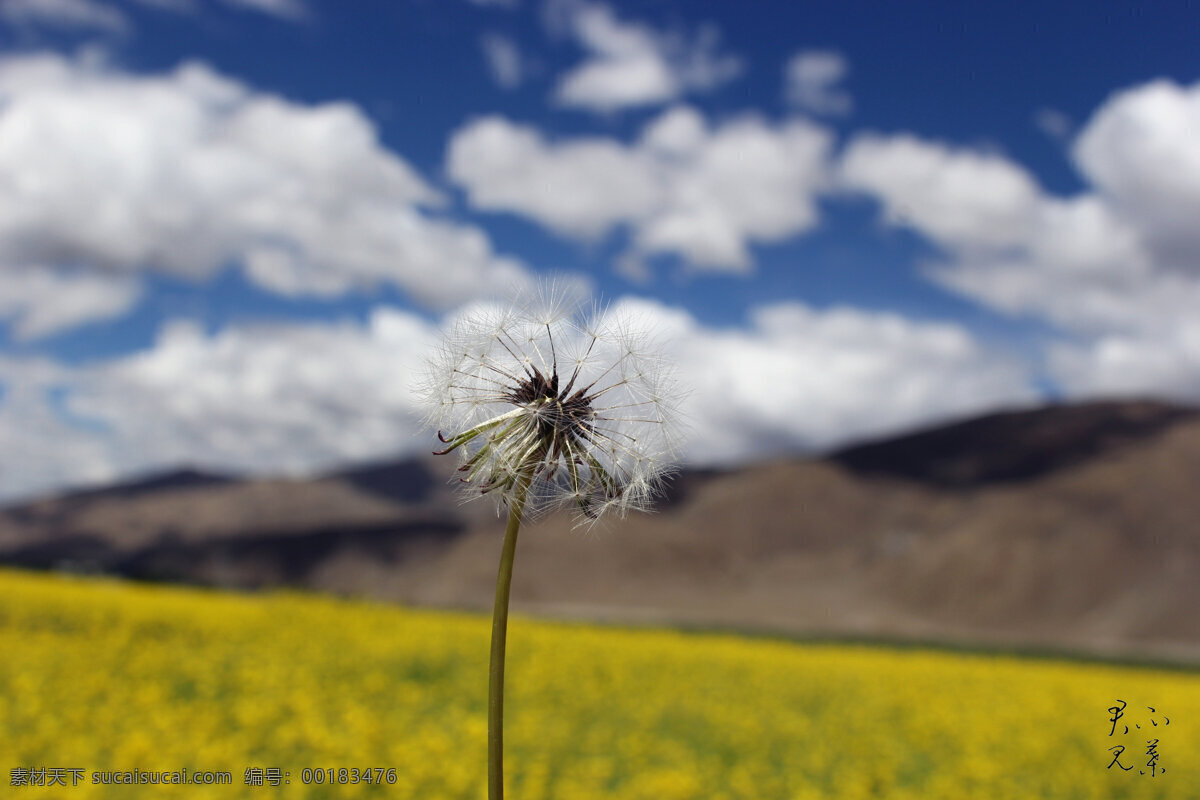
[505,366,596,445]
[434,341,621,517]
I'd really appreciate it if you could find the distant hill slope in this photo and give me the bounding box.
[3,399,1199,662]
[828,399,1197,487]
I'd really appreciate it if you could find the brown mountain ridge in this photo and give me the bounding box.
[3,399,1199,662]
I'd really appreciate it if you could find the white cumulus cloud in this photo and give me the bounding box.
[0,0,129,33]
[1034,107,1072,141]
[67,311,438,476]
[447,106,833,273]
[839,78,1200,403]
[785,50,852,116]
[447,115,662,238]
[0,354,121,500]
[480,33,526,89]
[130,0,310,20]
[1049,322,1200,401]
[0,267,142,340]
[218,0,307,20]
[633,299,1036,463]
[841,134,1042,252]
[0,296,1036,503]
[548,0,741,113]
[0,309,440,502]
[1073,79,1200,269]
[0,52,532,337]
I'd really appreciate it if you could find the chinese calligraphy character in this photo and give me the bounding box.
[1141,739,1163,776]
[1108,699,1128,735]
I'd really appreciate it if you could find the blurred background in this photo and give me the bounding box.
[1,1,1199,797]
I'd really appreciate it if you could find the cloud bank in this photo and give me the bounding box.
[0,53,530,337]
[0,299,1034,502]
[448,106,832,273]
[840,78,1200,400]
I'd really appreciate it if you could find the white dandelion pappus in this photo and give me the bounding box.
[421,290,681,522]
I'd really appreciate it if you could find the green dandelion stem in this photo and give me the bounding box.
[489,460,535,800]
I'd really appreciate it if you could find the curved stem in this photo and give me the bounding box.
[489,464,534,800]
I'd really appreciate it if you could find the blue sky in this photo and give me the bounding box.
[0,0,1197,501]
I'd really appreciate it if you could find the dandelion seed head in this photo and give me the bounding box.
[418,285,683,523]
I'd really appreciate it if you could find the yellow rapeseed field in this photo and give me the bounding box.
[1,566,1197,799]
